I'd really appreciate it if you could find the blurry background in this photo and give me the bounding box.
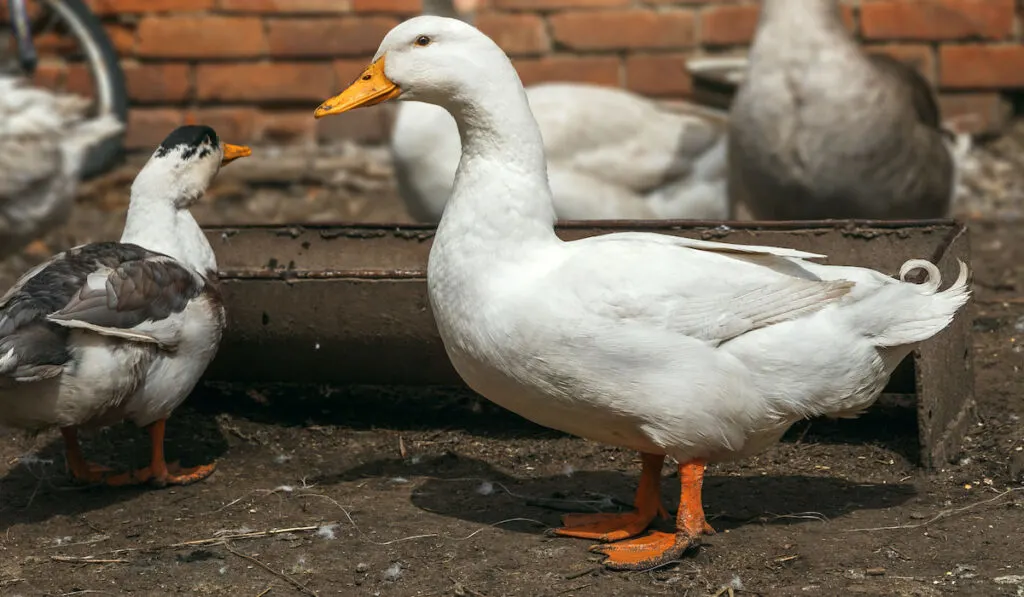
[1,0,1023,266]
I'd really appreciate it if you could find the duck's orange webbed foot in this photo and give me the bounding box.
[126,418,216,487]
[61,421,216,488]
[105,461,217,488]
[551,453,668,543]
[553,508,668,542]
[589,531,696,570]
[591,459,712,570]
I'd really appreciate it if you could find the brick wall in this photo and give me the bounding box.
[60,1,1024,148]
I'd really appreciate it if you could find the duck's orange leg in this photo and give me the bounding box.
[105,419,216,487]
[591,459,714,570]
[551,453,670,542]
[60,427,112,483]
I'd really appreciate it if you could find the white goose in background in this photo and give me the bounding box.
[315,17,970,570]
[727,0,967,220]
[389,0,729,222]
[0,75,124,258]
[0,125,250,488]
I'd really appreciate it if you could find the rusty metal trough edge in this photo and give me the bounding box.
[200,219,976,469]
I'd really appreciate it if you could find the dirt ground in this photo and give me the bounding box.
[0,127,1023,596]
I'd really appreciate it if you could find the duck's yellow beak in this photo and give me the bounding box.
[221,143,252,166]
[314,57,401,118]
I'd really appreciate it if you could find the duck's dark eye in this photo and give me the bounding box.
[415,35,431,47]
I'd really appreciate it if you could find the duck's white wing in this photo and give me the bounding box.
[556,233,853,345]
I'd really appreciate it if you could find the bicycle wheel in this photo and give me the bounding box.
[1,0,128,179]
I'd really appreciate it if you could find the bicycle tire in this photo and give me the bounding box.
[40,0,128,179]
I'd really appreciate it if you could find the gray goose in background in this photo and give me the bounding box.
[727,0,967,220]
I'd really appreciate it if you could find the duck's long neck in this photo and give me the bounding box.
[753,0,856,58]
[120,187,216,275]
[436,65,558,248]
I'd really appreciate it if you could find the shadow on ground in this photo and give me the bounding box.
[192,381,922,463]
[314,452,916,536]
[0,405,228,531]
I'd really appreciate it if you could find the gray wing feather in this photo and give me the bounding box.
[0,242,205,381]
[867,53,941,129]
[48,256,204,331]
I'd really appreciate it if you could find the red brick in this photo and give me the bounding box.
[32,33,77,55]
[866,44,937,84]
[90,0,214,13]
[136,17,265,59]
[938,92,1012,136]
[334,59,374,88]
[31,63,65,91]
[125,63,191,103]
[352,0,420,12]
[513,55,620,87]
[127,108,183,150]
[493,0,627,8]
[625,53,692,97]
[104,24,136,56]
[699,3,855,45]
[476,14,549,56]
[197,63,336,102]
[700,4,758,46]
[66,63,96,98]
[940,44,1024,89]
[257,110,318,144]
[550,9,696,51]
[862,0,1015,41]
[267,17,397,57]
[188,107,259,143]
[219,0,353,12]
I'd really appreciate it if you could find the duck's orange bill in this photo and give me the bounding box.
[221,143,252,165]
[314,57,401,119]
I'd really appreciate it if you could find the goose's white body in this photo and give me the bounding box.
[432,227,966,463]
[393,84,729,222]
[354,16,972,467]
[0,75,123,258]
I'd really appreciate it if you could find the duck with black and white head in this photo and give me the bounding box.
[0,125,250,488]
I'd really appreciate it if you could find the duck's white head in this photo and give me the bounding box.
[314,16,556,233]
[131,125,251,208]
[314,16,519,118]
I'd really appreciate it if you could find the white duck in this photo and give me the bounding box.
[390,0,729,222]
[0,125,250,487]
[0,74,124,258]
[727,0,963,220]
[315,17,970,569]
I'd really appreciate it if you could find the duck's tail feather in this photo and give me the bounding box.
[855,259,970,348]
[0,324,68,382]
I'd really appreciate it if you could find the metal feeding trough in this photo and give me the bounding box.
[201,220,974,469]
